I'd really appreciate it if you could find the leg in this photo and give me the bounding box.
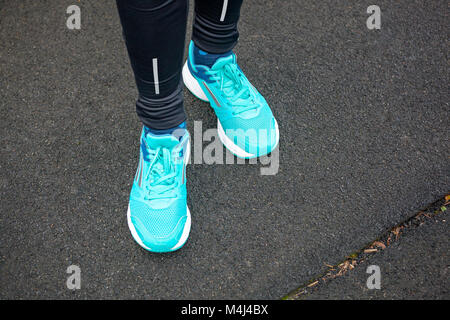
[192,0,244,53]
[184,0,280,158]
[117,0,191,253]
[116,0,188,130]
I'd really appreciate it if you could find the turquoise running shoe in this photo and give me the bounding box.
[182,41,279,159]
[127,127,191,253]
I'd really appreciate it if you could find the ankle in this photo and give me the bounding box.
[193,43,232,68]
[144,121,186,136]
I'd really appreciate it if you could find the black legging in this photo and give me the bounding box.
[116,0,244,130]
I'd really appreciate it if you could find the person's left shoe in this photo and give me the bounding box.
[182,41,279,159]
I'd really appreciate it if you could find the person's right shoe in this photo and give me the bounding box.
[127,127,191,253]
[182,41,279,159]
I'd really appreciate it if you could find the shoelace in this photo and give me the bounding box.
[144,146,177,200]
[206,63,259,115]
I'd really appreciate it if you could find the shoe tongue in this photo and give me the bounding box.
[146,134,179,149]
[211,54,235,70]
[210,54,257,117]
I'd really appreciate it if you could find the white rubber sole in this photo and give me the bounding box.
[127,140,192,253]
[182,62,208,101]
[182,62,280,159]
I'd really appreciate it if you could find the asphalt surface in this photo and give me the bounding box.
[304,212,449,300]
[0,1,448,299]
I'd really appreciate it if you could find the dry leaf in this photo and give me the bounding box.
[373,241,386,249]
[392,226,403,239]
